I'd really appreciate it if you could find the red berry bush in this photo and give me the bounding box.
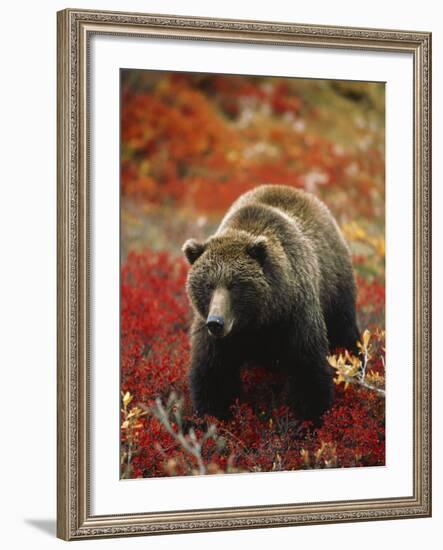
[121,250,385,478]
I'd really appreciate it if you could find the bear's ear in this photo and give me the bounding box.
[182,239,206,265]
[247,236,268,265]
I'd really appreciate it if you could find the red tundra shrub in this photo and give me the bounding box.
[120,249,385,478]
[121,250,190,404]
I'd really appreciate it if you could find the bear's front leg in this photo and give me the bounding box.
[284,315,334,422]
[189,322,241,420]
[287,351,334,421]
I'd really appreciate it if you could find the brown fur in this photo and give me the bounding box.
[183,184,360,421]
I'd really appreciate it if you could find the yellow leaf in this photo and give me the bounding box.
[122,391,132,407]
[362,329,371,349]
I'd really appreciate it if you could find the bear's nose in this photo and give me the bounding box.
[206,315,225,337]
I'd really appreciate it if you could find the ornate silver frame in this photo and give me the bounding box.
[57,8,431,540]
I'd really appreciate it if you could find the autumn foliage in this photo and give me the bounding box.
[120,71,386,478]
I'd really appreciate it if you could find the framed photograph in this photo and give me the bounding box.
[57,8,431,540]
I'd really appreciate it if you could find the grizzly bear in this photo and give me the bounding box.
[182,184,360,421]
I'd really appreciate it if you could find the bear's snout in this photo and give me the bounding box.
[207,287,233,338]
[206,315,225,337]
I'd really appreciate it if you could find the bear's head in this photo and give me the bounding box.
[182,230,289,339]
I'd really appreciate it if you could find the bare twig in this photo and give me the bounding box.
[357,332,385,396]
[150,393,220,475]
[339,370,386,396]
[120,391,149,478]
[328,329,385,397]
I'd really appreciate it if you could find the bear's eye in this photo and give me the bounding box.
[204,281,215,293]
[225,280,237,291]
